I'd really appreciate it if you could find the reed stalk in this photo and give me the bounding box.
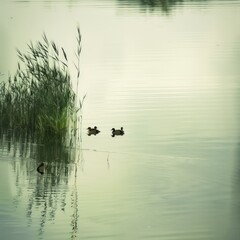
[0,29,82,145]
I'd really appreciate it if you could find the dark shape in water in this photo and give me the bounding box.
[87,126,100,136]
[117,0,182,13]
[111,127,124,137]
[37,162,47,175]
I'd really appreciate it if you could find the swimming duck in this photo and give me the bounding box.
[87,126,100,135]
[37,162,47,175]
[111,127,124,137]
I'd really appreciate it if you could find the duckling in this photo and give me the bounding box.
[37,162,47,175]
[87,126,100,135]
[111,127,124,137]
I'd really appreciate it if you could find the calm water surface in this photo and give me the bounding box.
[1,0,240,239]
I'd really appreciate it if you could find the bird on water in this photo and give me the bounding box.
[111,127,124,137]
[87,126,100,135]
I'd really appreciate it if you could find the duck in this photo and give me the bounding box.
[37,162,47,175]
[87,126,100,135]
[111,127,124,137]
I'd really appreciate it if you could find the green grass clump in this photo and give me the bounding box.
[0,29,82,143]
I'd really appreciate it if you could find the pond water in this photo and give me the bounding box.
[1,0,240,239]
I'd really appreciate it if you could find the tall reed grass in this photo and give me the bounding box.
[0,28,82,144]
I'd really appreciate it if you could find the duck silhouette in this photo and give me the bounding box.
[37,162,47,175]
[87,126,100,136]
[111,127,124,137]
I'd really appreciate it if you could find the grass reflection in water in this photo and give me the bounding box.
[7,136,82,239]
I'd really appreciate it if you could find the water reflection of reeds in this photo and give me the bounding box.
[8,138,81,239]
[118,0,184,13]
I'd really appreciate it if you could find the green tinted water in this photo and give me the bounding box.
[0,0,240,239]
